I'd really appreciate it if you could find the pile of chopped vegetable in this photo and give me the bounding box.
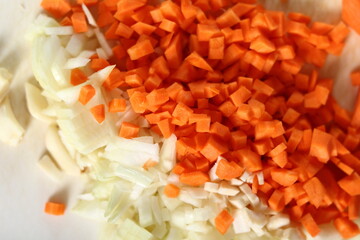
[1,0,359,239]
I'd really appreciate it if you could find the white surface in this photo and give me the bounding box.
[0,0,99,239]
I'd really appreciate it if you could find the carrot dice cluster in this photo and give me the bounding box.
[41,0,360,238]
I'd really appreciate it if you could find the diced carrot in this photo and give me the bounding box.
[287,20,310,37]
[200,136,228,162]
[301,213,320,237]
[157,118,175,138]
[288,12,311,24]
[216,9,240,28]
[351,70,360,86]
[268,189,285,211]
[89,104,105,124]
[250,35,276,54]
[209,37,225,60]
[309,129,335,163]
[216,158,244,180]
[70,68,88,86]
[119,122,140,139]
[338,172,360,196]
[215,209,234,235]
[108,99,126,113]
[41,0,71,18]
[334,217,360,239]
[233,148,262,172]
[303,177,326,208]
[197,24,220,42]
[185,52,214,72]
[349,196,360,220]
[127,39,154,60]
[164,184,180,198]
[255,120,285,140]
[78,85,95,105]
[229,86,252,106]
[179,171,210,186]
[271,169,298,187]
[71,12,88,33]
[44,201,65,216]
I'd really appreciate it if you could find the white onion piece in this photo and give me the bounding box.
[104,137,160,168]
[0,97,24,146]
[159,134,177,172]
[233,209,251,234]
[0,68,11,103]
[64,57,91,69]
[51,47,71,87]
[117,219,153,240]
[151,196,163,224]
[137,196,154,227]
[96,47,108,60]
[204,182,219,193]
[25,83,54,123]
[37,154,63,182]
[266,214,290,231]
[66,34,85,57]
[45,124,80,175]
[44,26,74,35]
[152,223,167,239]
[81,4,97,27]
[218,181,240,196]
[94,28,113,59]
[115,165,154,187]
[72,199,107,221]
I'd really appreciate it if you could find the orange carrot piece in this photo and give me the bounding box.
[338,172,360,196]
[233,148,262,172]
[71,12,88,33]
[115,22,134,39]
[287,20,310,37]
[309,129,335,163]
[197,24,220,42]
[164,184,180,198]
[90,104,105,124]
[90,58,110,72]
[329,22,350,43]
[343,0,360,34]
[157,118,174,138]
[108,99,126,112]
[250,35,276,54]
[351,70,360,86]
[334,217,360,239]
[127,39,154,60]
[216,9,240,28]
[103,68,125,90]
[216,159,244,180]
[209,37,225,60]
[349,196,360,220]
[185,52,214,72]
[268,189,285,211]
[44,201,65,217]
[200,136,228,162]
[70,68,88,86]
[282,108,300,125]
[119,122,140,139]
[78,85,95,105]
[179,171,210,186]
[146,88,169,106]
[303,177,326,208]
[41,0,71,18]
[271,169,298,187]
[215,210,234,235]
[131,22,157,35]
[301,213,320,237]
[229,86,252,106]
